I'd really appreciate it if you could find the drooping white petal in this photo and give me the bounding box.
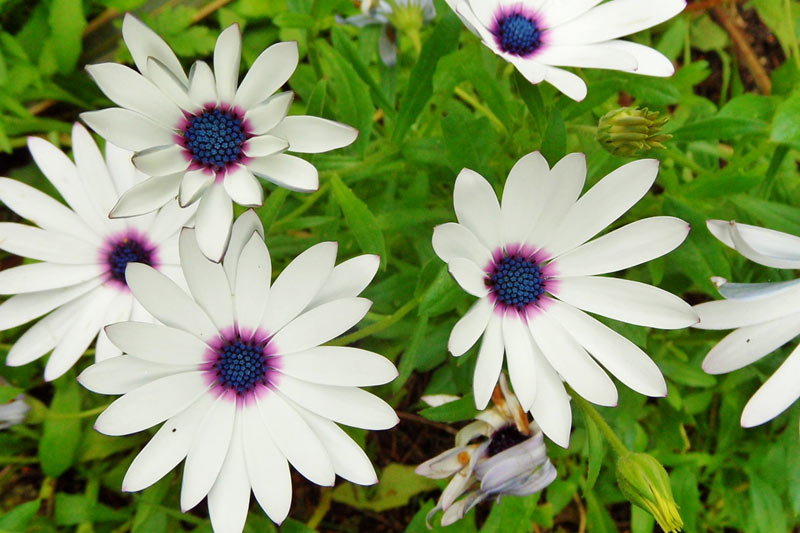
[271,116,358,154]
[244,92,294,135]
[448,258,489,297]
[449,297,493,357]
[526,153,586,248]
[122,14,187,84]
[180,395,236,511]
[94,371,209,436]
[501,151,550,245]
[248,153,319,193]
[121,393,214,492]
[432,223,493,268]
[716,279,800,301]
[187,61,218,109]
[243,135,289,158]
[178,169,214,207]
[179,228,234,328]
[502,313,538,411]
[307,254,380,308]
[534,44,638,72]
[473,314,504,410]
[71,122,121,217]
[270,298,371,355]
[694,283,800,330]
[133,145,190,177]
[223,210,265,286]
[740,345,800,427]
[557,276,698,329]
[194,183,233,262]
[543,65,588,102]
[727,221,800,269]
[110,174,182,218]
[702,313,800,374]
[81,108,174,152]
[260,241,338,333]
[544,159,659,258]
[0,262,100,294]
[234,42,299,109]
[528,347,572,448]
[275,374,398,430]
[0,223,97,264]
[603,40,675,77]
[453,168,503,251]
[105,321,209,366]
[546,300,667,397]
[554,217,690,277]
[78,355,194,395]
[223,165,264,207]
[0,278,100,331]
[92,291,132,362]
[125,263,218,341]
[234,233,271,332]
[279,346,397,387]
[208,411,251,533]
[213,24,242,104]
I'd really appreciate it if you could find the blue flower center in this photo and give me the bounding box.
[107,237,153,284]
[487,424,528,457]
[214,337,270,395]
[183,108,247,171]
[487,255,545,308]
[495,14,542,56]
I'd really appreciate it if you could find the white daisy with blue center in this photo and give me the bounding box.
[78,212,398,532]
[81,15,358,261]
[433,151,698,447]
[444,0,686,101]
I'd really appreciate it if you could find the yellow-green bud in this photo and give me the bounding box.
[616,453,683,533]
[596,107,671,157]
[388,1,425,34]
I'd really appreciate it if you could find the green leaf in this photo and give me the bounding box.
[405,500,478,532]
[481,493,542,532]
[331,464,438,512]
[419,393,477,423]
[48,0,86,73]
[330,175,386,263]
[278,518,315,533]
[730,195,800,236]
[585,489,619,533]
[670,465,700,533]
[305,79,328,118]
[0,500,41,532]
[132,478,171,533]
[273,12,315,29]
[394,314,429,392]
[0,385,23,403]
[583,409,605,492]
[515,71,547,137]
[39,374,82,477]
[659,358,717,388]
[541,108,566,166]
[749,474,789,533]
[770,90,800,148]
[672,116,768,141]
[260,188,289,234]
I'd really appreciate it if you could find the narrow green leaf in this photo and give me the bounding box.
[583,409,605,492]
[419,393,477,423]
[48,0,86,73]
[672,116,768,141]
[39,374,82,477]
[331,464,438,512]
[541,108,566,166]
[0,385,23,403]
[259,188,289,234]
[0,500,41,532]
[330,175,386,263]
[394,314,429,392]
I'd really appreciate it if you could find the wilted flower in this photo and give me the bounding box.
[617,452,683,533]
[597,107,671,157]
[444,0,685,101]
[416,374,556,527]
[695,220,800,429]
[0,377,29,430]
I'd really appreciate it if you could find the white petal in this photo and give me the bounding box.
[94,371,209,436]
[526,153,586,248]
[234,233,271,332]
[71,122,121,217]
[502,313,539,411]
[243,134,289,158]
[556,276,698,329]
[208,411,250,533]
[0,178,93,241]
[261,241,337,333]
[270,298,371,354]
[223,165,264,207]
[473,314,504,410]
[501,151,551,245]
[448,298,493,357]
[257,391,335,486]
[133,145,190,177]
[271,116,358,154]
[529,310,618,406]
[702,313,800,374]
[546,300,667,397]
[92,291,131,362]
[126,262,218,341]
[213,24,242,104]
[223,210,266,287]
[543,66,587,102]
[122,14,187,84]
[603,40,675,76]
[121,393,214,492]
[80,108,174,152]
[512,57,547,85]
[105,321,209,365]
[145,57,192,110]
[728,221,800,269]
[242,403,291,524]
[181,395,236,511]
[234,42,299,109]
[110,174,182,218]
[248,153,319,192]
[147,199,196,244]
[534,44,638,71]
[194,183,233,262]
[0,223,97,264]
[464,0,497,28]
[79,355,194,395]
[740,345,800,427]
[86,63,183,128]
[432,223,492,268]
[554,217,690,277]
[178,169,214,207]
[448,258,489,297]
[0,263,99,294]
[244,92,294,135]
[307,254,380,308]
[275,374,398,430]
[528,348,572,448]
[694,282,800,330]
[188,61,218,109]
[0,278,99,330]
[179,228,234,327]
[279,346,397,387]
[453,168,503,251]
[717,279,800,301]
[542,0,603,26]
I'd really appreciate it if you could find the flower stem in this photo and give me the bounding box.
[328,296,420,346]
[572,393,630,458]
[46,403,111,420]
[453,87,508,135]
[306,488,333,529]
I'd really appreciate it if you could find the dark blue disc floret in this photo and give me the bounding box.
[214,338,269,395]
[495,13,542,56]
[487,255,545,308]
[183,108,247,171]
[107,238,153,284]
[487,424,529,457]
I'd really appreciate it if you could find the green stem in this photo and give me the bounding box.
[0,456,38,465]
[328,296,420,346]
[319,148,399,180]
[663,146,705,174]
[47,403,111,420]
[761,144,789,198]
[572,393,630,457]
[786,0,800,70]
[306,488,333,530]
[454,86,508,135]
[270,184,330,231]
[137,502,208,525]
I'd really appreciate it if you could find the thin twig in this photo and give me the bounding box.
[397,411,459,435]
[573,493,588,533]
[712,5,772,95]
[191,0,236,23]
[83,7,119,36]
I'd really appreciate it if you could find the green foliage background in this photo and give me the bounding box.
[1,0,800,531]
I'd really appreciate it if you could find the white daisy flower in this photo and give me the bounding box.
[0,377,29,430]
[416,374,556,527]
[81,15,358,261]
[433,151,697,447]
[338,0,437,65]
[0,123,194,381]
[695,220,800,429]
[444,0,686,101]
[78,212,399,531]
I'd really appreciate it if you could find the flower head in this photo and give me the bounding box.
[0,123,193,381]
[0,377,29,430]
[617,453,683,533]
[695,220,800,429]
[445,0,686,101]
[433,151,697,447]
[81,15,358,261]
[597,107,671,157]
[416,374,556,527]
[78,212,398,531]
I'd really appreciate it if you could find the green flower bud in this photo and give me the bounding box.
[616,453,683,533]
[596,107,672,157]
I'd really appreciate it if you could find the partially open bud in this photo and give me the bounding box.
[596,107,671,157]
[616,453,683,533]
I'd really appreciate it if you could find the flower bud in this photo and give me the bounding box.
[616,453,683,533]
[596,107,671,157]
